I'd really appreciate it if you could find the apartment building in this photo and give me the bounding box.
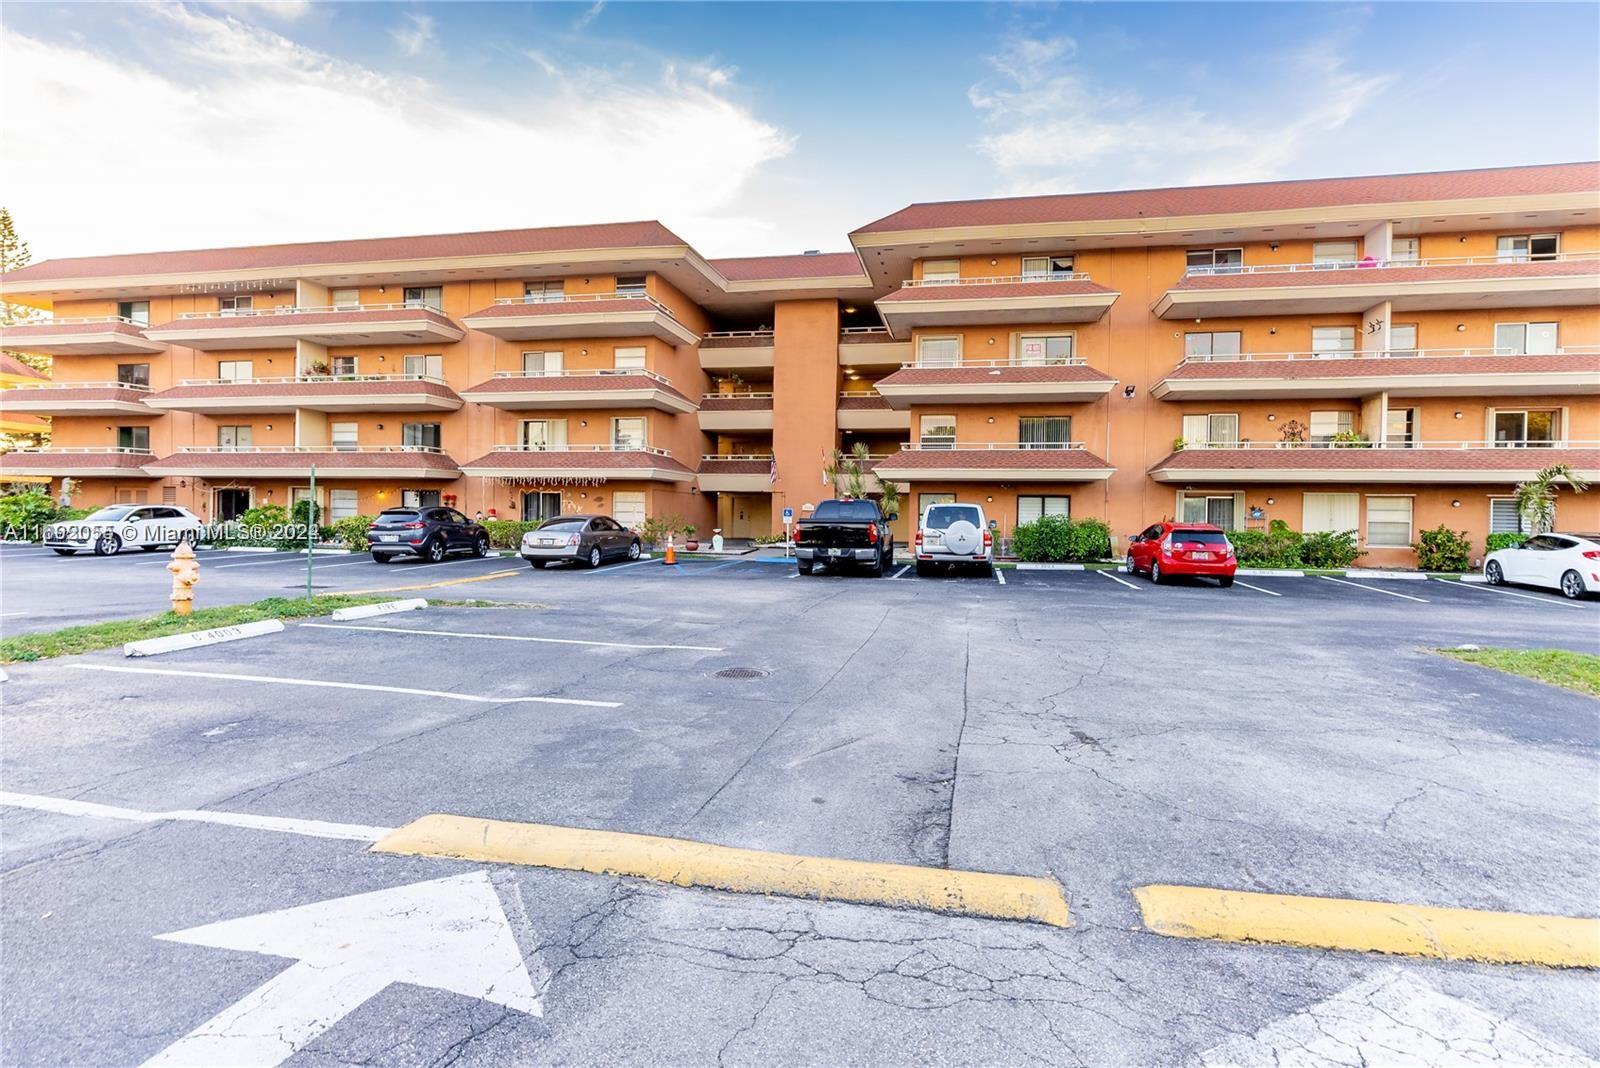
[3,162,1597,566]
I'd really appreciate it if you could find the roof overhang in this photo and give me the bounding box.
[875,378,1116,408]
[697,408,775,431]
[0,327,166,356]
[1153,370,1600,401]
[462,385,696,413]
[876,293,1117,338]
[696,472,775,492]
[144,388,465,415]
[143,460,460,480]
[836,407,910,431]
[1148,464,1600,484]
[461,308,699,346]
[459,461,694,483]
[1154,273,1599,319]
[144,317,464,351]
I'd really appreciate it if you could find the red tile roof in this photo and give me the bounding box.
[876,365,1114,386]
[838,331,898,345]
[6,221,688,283]
[460,373,692,406]
[0,451,152,472]
[709,252,866,281]
[879,279,1116,303]
[1171,258,1600,292]
[855,162,1600,233]
[150,379,461,401]
[836,393,892,410]
[700,394,774,411]
[149,450,461,472]
[0,355,47,379]
[1149,446,1600,474]
[462,298,662,321]
[699,334,774,349]
[1,385,149,404]
[147,307,458,332]
[458,449,693,474]
[698,457,771,475]
[1162,353,1600,382]
[877,447,1113,471]
[2,319,151,341]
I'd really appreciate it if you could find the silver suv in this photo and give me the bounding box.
[914,502,993,576]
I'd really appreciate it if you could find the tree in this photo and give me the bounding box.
[1514,464,1590,534]
[824,441,901,517]
[1,207,50,376]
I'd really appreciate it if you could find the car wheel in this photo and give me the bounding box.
[1219,576,1235,589]
[628,540,641,560]
[94,532,121,556]
[52,548,77,556]
[1485,560,1505,586]
[915,562,931,578]
[1150,560,1164,585]
[1559,570,1587,600]
[425,537,447,564]
[587,546,603,569]
[472,534,489,558]
[372,554,394,564]
[870,549,887,576]
[797,560,814,575]
[1125,551,1138,576]
[529,559,547,569]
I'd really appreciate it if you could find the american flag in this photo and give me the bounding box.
[768,456,777,484]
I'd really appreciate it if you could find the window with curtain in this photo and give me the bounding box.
[1389,323,1418,356]
[1021,255,1075,278]
[522,350,564,375]
[916,337,961,367]
[1311,326,1356,357]
[1181,413,1239,446]
[1184,332,1242,358]
[919,415,956,449]
[523,281,564,303]
[402,423,441,450]
[329,489,359,520]
[117,426,150,452]
[613,346,646,371]
[1489,498,1529,535]
[117,364,150,387]
[217,425,253,450]
[404,354,443,379]
[1493,322,1558,355]
[920,259,959,281]
[1019,416,1071,449]
[1367,497,1413,547]
[520,419,567,449]
[403,287,443,310]
[1016,334,1074,365]
[330,422,358,452]
[611,417,646,448]
[1018,496,1070,525]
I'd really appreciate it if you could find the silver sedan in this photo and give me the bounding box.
[520,514,642,569]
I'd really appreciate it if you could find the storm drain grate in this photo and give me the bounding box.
[714,667,769,680]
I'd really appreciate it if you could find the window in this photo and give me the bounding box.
[1018,496,1070,525]
[330,422,358,452]
[523,280,565,303]
[218,295,253,316]
[217,425,253,450]
[1366,496,1413,548]
[1496,234,1560,262]
[1021,255,1074,278]
[1312,241,1358,266]
[520,419,568,449]
[611,417,646,449]
[611,491,647,529]
[1389,237,1420,264]
[1493,409,1559,447]
[1493,322,1558,355]
[217,360,253,382]
[330,355,357,377]
[916,336,961,367]
[1178,493,1239,529]
[117,300,150,326]
[403,286,442,310]
[1181,413,1240,446]
[403,353,443,379]
[329,489,359,521]
[1309,410,1354,444]
[522,350,564,376]
[117,363,150,387]
[1311,326,1356,357]
[1389,323,1418,356]
[1019,416,1071,449]
[920,259,959,281]
[1385,408,1416,447]
[615,275,647,297]
[1303,492,1358,534]
[613,346,646,371]
[331,288,360,310]
[1016,334,1074,365]
[402,423,441,450]
[919,414,956,449]
[1490,498,1529,535]
[117,426,150,452]
[520,491,561,521]
[1185,248,1243,273]
[1184,332,1242,359]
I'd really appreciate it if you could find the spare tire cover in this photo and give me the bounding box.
[944,519,981,555]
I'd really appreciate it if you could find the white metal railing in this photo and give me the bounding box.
[1176,440,1598,451]
[492,368,670,385]
[838,391,886,399]
[1178,345,1600,365]
[6,315,149,328]
[490,443,673,456]
[175,445,447,454]
[7,446,152,455]
[900,440,1088,451]
[900,273,1092,287]
[899,356,1089,369]
[7,380,152,393]
[702,329,775,340]
[841,326,891,336]
[701,453,775,461]
[489,291,673,316]
[175,373,447,386]
[701,391,774,400]
[173,303,448,320]
[1183,251,1600,277]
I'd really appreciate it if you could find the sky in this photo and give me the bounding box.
[2,1,1597,264]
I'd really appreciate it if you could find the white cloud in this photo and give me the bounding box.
[391,12,434,57]
[970,31,1396,193]
[574,1,604,31]
[1,8,795,259]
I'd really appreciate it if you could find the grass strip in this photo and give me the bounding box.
[1436,647,1600,699]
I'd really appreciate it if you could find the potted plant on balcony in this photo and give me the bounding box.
[1278,419,1306,447]
[308,360,330,376]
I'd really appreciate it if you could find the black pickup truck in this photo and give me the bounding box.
[792,499,896,576]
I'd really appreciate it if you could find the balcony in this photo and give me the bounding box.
[838,327,912,367]
[700,330,775,371]
[698,392,774,431]
[1148,441,1600,484]
[461,370,696,413]
[0,447,154,478]
[0,316,165,355]
[144,304,465,351]
[1154,253,1600,319]
[876,275,1119,338]
[457,444,694,483]
[144,446,461,480]
[1153,347,1600,400]
[0,382,153,416]
[145,374,464,414]
[836,392,909,431]
[697,454,775,493]
[872,442,1115,482]
[873,358,1116,408]
[462,293,698,346]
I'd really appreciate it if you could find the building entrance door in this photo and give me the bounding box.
[215,488,251,521]
[522,491,562,522]
[726,495,770,539]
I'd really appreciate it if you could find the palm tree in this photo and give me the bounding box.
[824,441,901,516]
[1514,463,1590,534]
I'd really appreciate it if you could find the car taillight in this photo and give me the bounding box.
[568,533,581,546]
[867,525,879,544]
[982,530,992,547]
[914,530,923,546]
[398,521,424,530]
[1583,550,1600,560]
[1160,536,1173,553]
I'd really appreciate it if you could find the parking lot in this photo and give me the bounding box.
[2,543,1598,1064]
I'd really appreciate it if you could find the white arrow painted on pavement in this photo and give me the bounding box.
[142,872,541,1068]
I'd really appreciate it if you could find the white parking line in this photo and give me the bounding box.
[1320,575,1428,602]
[994,568,1006,585]
[301,622,724,651]
[67,663,621,708]
[1233,580,1282,597]
[212,554,318,569]
[579,558,656,574]
[888,564,911,579]
[1097,569,1141,590]
[1436,579,1587,609]
[0,789,391,842]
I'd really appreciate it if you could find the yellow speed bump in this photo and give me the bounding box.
[341,568,522,596]
[1135,885,1600,968]
[373,814,1071,927]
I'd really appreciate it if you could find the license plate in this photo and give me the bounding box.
[378,534,398,543]
[540,538,558,546]
[829,548,843,557]
[1191,551,1213,560]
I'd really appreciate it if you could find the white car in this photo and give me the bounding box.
[914,502,993,576]
[1484,532,1600,599]
[45,505,206,556]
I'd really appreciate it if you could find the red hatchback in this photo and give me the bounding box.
[1126,522,1237,587]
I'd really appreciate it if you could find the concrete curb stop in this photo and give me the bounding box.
[330,598,429,621]
[124,620,286,658]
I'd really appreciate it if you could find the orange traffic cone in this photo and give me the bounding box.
[663,533,677,565]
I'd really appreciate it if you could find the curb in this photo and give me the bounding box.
[124,619,285,658]
[330,598,428,621]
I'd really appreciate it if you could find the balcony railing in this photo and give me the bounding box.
[1183,251,1600,277]
[898,440,1089,451]
[494,368,671,385]
[1177,345,1600,365]
[173,445,447,455]
[172,302,445,320]
[841,327,891,337]
[174,373,448,386]
[1174,439,1596,451]
[490,443,673,456]
[6,446,153,455]
[702,391,774,401]
[700,453,775,461]
[488,291,678,318]
[899,356,1089,369]
[900,273,1093,287]
[7,381,152,393]
[15,315,151,328]
[702,330,774,341]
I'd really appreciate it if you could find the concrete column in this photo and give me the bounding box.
[295,409,329,448]
[1360,221,1392,263]
[296,340,327,376]
[771,299,839,534]
[1359,391,1389,446]
[1360,300,1391,353]
[296,280,329,308]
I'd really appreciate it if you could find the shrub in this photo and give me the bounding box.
[1485,532,1528,553]
[0,492,63,540]
[1228,528,1304,568]
[1012,516,1108,562]
[1412,525,1472,572]
[1301,529,1361,569]
[327,515,375,552]
[637,514,692,548]
[1063,518,1111,561]
[482,520,541,549]
[1329,430,1372,448]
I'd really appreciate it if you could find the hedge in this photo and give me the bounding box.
[1226,528,1305,568]
[1485,532,1528,553]
[1413,525,1473,572]
[482,520,542,548]
[1011,516,1111,562]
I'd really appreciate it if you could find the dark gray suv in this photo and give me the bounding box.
[368,507,490,563]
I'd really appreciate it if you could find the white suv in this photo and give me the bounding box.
[915,502,993,576]
[46,505,206,556]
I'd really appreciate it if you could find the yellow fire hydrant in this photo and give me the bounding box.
[167,541,200,616]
